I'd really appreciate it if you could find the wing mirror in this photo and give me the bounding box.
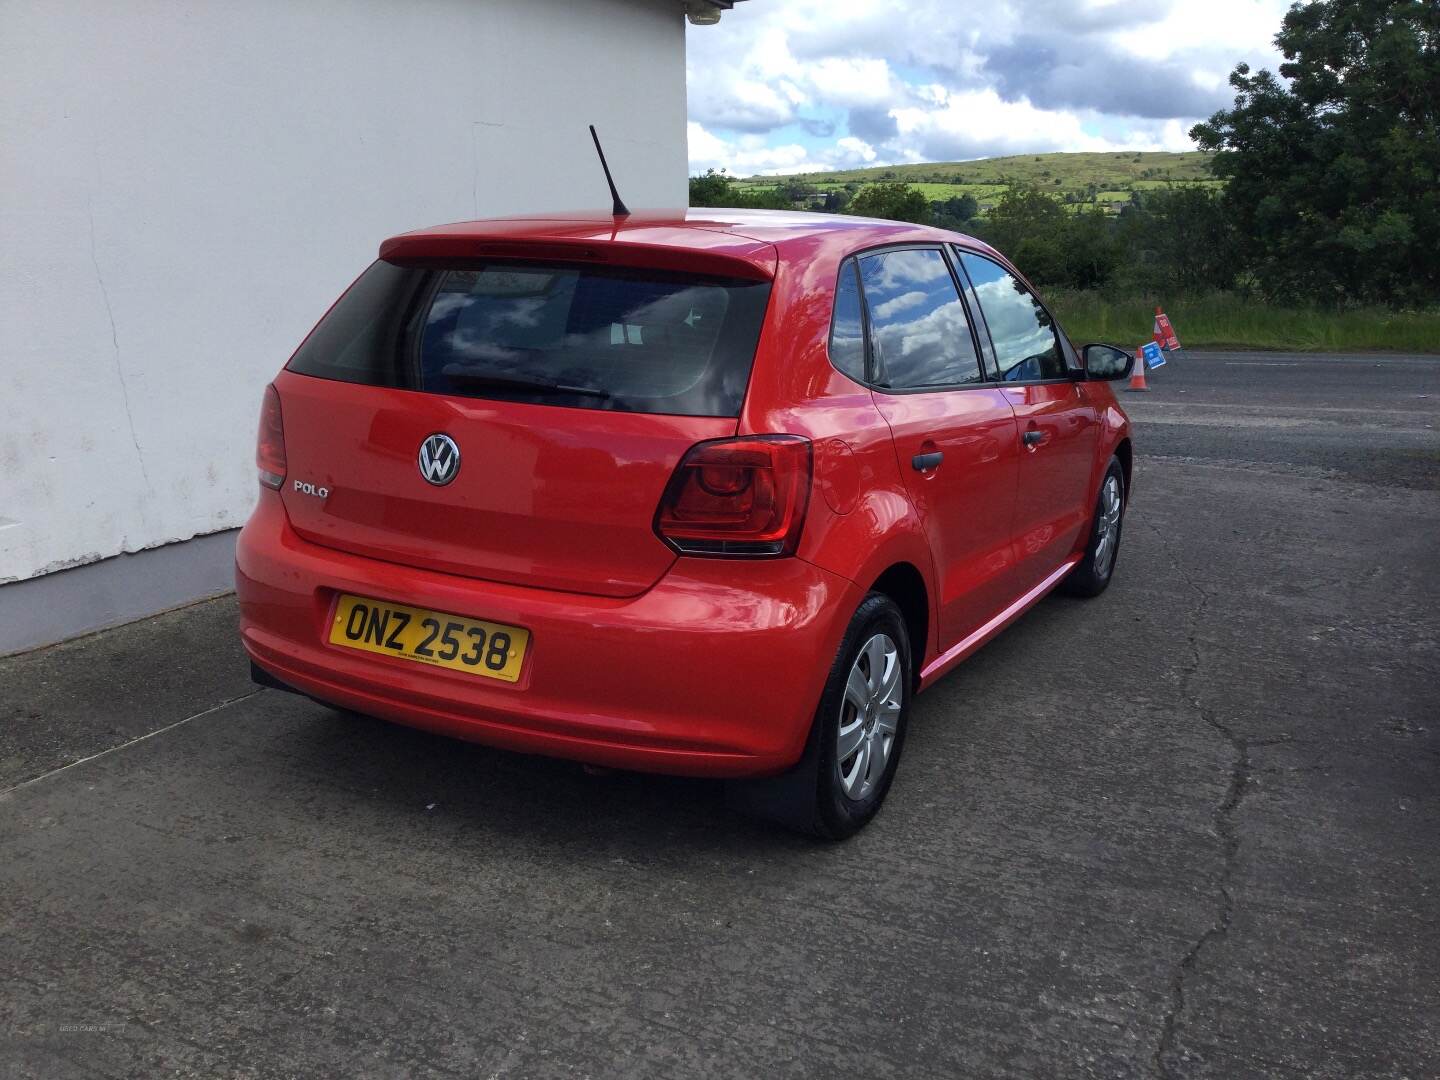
[1082,343,1135,381]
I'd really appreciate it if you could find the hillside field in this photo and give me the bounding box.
[733,150,1220,213]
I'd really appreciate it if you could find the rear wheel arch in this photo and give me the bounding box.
[869,562,929,686]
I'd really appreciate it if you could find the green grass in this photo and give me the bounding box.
[900,182,996,200]
[748,150,1213,188]
[732,149,1212,191]
[1047,290,1440,352]
[1130,178,1224,190]
[727,151,1221,215]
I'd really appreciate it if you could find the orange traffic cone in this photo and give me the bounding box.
[1125,346,1150,392]
[1154,307,1180,351]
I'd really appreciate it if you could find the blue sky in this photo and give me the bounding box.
[686,0,1295,175]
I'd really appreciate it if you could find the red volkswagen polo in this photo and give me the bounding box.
[236,208,1134,837]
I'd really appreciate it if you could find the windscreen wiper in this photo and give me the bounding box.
[441,370,611,399]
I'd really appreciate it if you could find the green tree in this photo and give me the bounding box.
[846,183,932,224]
[688,168,734,207]
[773,179,816,204]
[739,187,802,211]
[978,181,1069,281]
[1062,206,1121,290]
[1191,0,1440,305]
[933,193,980,230]
[688,168,797,211]
[977,182,1119,289]
[1117,186,1238,293]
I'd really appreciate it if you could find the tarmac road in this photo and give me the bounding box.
[2,351,1437,1079]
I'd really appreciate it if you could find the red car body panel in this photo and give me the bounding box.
[379,217,779,281]
[238,491,864,776]
[1003,381,1103,593]
[869,387,1021,648]
[275,371,728,598]
[236,208,1131,777]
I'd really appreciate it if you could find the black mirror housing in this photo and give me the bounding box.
[1083,343,1135,381]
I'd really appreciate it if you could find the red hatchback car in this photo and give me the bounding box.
[237,208,1135,837]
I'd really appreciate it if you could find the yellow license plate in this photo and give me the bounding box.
[329,594,529,683]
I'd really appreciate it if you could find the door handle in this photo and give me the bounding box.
[912,451,944,471]
[1022,430,1044,448]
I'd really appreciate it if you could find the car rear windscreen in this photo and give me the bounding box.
[286,259,772,417]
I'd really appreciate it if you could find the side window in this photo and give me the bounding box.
[828,259,867,383]
[857,248,981,390]
[958,252,1066,382]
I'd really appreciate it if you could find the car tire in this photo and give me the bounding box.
[727,592,912,840]
[1061,456,1126,599]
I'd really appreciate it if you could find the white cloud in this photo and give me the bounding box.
[836,136,878,164]
[688,124,883,177]
[893,87,1143,160]
[805,57,903,109]
[687,27,805,132]
[1109,0,1291,63]
[687,123,811,175]
[687,0,1296,174]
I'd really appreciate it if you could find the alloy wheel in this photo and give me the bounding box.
[837,633,902,801]
[1094,474,1122,576]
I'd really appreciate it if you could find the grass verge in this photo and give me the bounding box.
[1047,291,1440,353]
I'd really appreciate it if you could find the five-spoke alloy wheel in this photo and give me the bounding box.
[1094,472,1122,578]
[1062,455,1127,598]
[837,633,903,802]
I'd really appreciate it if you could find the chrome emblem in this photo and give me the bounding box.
[418,433,460,486]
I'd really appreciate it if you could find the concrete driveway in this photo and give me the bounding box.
[3,352,1437,1078]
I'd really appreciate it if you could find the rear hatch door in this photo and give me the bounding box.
[275,233,774,598]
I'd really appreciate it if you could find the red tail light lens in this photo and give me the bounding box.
[256,383,286,490]
[655,435,812,557]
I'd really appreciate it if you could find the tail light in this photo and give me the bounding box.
[655,435,811,557]
[256,383,286,489]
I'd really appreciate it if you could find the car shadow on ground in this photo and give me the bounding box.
[240,592,1086,861]
[261,691,819,858]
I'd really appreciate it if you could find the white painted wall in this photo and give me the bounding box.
[0,0,688,583]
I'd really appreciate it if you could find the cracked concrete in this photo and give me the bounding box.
[1141,512,1236,1080]
[2,352,1437,1078]
[1154,708,1247,1080]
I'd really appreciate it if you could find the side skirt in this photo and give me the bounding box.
[917,556,1081,691]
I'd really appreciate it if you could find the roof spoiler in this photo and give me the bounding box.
[378,232,776,282]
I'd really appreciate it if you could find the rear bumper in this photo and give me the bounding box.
[235,492,861,777]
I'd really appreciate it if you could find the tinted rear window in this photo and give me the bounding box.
[288,260,772,417]
[858,248,982,389]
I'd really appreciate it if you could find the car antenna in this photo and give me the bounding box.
[589,124,631,218]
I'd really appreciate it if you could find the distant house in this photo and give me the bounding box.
[0,0,740,653]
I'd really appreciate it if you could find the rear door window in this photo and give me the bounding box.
[856,248,982,390]
[957,252,1066,382]
[288,260,771,417]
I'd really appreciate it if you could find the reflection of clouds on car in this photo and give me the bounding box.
[960,253,1064,381]
[427,292,474,323]
[490,298,548,330]
[970,276,1050,359]
[439,336,528,364]
[860,249,982,388]
[416,265,759,411]
[874,302,978,386]
[865,248,952,293]
[873,289,929,320]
